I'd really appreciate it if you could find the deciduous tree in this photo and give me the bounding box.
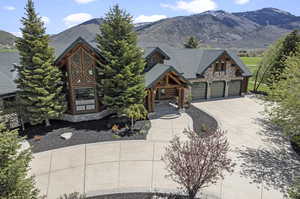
[163,129,234,199]
[266,46,300,146]
[254,30,300,91]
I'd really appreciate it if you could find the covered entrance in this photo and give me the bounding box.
[145,64,188,113]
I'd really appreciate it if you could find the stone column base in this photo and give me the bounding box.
[63,110,112,123]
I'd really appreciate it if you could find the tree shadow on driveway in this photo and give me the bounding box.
[255,118,289,145]
[237,118,300,194]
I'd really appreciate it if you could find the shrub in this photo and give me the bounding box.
[111,124,119,133]
[58,192,86,199]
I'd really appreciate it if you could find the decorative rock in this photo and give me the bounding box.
[60,132,73,140]
[19,140,30,151]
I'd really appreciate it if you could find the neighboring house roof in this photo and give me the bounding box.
[163,48,252,79]
[0,52,19,97]
[144,63,188,89]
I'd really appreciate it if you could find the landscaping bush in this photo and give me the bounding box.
[58,192,86,199]
[106,115,130,129]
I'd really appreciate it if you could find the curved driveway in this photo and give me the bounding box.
[31,96,291,199]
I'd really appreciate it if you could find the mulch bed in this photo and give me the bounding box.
[185,104,218,133]
[21,116,151,153]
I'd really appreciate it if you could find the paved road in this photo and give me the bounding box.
[31,96,293,199]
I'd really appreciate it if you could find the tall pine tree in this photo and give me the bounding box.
[16,0,65,126]
[0,115,39,198]
[96,5,147,114]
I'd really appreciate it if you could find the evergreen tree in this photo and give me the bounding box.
[0,116,39,198]
[96,5,147,114]
[184,36,199,48]
[16,0,65,126]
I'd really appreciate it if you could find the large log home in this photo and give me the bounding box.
[0,37,251,122]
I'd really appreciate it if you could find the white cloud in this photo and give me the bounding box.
[41,16,50,24]
[234,0,250,4]
[63,13,93,27]
[11,32,22,37]
[74,0,96,4]
[134,15,167,23]
[3,6,16,11]
[161,0,217,14]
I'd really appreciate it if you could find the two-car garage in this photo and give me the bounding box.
[191,80,242,100]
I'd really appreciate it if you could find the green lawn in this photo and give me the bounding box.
[240,57,262,73]
[240,56,268,93]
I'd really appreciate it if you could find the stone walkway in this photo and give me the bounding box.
[31,96,291,199]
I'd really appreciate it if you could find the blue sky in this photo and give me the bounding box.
[1,0,300,36]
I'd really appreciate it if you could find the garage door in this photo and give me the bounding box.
[191,82,207,100]
[211,81,225,98]
[228,80,242,97]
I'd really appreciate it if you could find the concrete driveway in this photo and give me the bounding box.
[31,111,193,199]
[31,96,296,198]
[193,96,298,199]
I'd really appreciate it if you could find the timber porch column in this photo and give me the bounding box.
[178,88,185,108]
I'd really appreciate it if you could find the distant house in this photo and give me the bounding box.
[0,37,251,122]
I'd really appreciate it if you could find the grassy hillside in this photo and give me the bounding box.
[0,30,17,49]
[240,56,268,93]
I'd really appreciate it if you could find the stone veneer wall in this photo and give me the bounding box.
[63,109,112,123]
[185,59,245,101]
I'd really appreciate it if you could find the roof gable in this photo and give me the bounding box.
[145,64,188,89]
[54,37,102,64]
[165,48,252,79]
[143,47,170,60]
[197,50,252,77]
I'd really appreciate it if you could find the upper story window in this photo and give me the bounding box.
[214,62,226,72]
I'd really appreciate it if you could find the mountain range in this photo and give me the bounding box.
[1,8,300,50]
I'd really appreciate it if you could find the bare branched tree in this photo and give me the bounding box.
[162,129,235,199]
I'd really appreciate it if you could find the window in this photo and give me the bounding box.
[75,88,96,111]
[214,62,226,72]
